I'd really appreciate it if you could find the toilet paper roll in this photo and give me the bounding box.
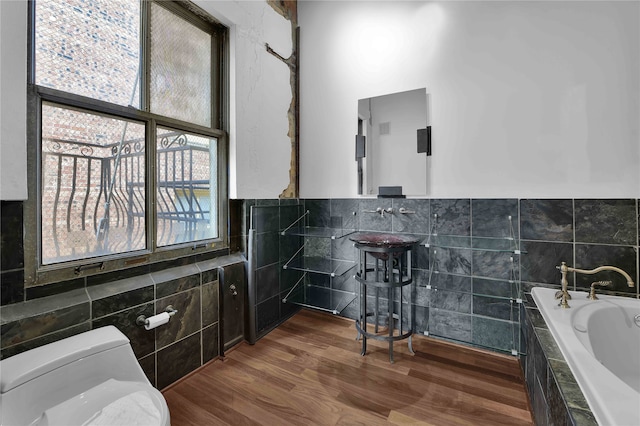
[144,312,171,330]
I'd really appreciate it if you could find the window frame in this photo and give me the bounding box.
[24,0,229,286]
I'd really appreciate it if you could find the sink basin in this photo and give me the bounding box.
[349,233,420,260]
[349,233,420,248]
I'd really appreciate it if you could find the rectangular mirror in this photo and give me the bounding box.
[356,88,429,197]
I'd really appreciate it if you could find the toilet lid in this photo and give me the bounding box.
[33,379,169,426]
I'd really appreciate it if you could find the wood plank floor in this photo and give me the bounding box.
[162,309,533,425]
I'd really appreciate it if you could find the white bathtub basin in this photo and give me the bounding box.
[531,287,640,426]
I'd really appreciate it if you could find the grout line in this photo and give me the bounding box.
[635,199,640,299]
[572,199,576,292]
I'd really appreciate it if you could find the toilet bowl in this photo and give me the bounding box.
[0,326,170,426]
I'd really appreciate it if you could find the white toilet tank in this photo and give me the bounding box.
[0,326,170,426]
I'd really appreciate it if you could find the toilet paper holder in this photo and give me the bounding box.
[136,305,178,327]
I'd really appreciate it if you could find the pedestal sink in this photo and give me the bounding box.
[349,232,420,247]
[349,232,419,363]
[349,233,420,260]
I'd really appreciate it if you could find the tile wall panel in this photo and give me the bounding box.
[520,198,639,298]
[0,256,245,390]
[391,199,430,234]
[430,198,471,236]
[256,263,279,304]
[471,198,519,239]
[201,281,219,327]
[520,241,574,287]
[330,198,359,230]
[246,197,637,358]
[523,295,598,425]
[305,199,331,228]
[574,244,637,293]
[520,199,573,242]
[92,302,156,358]
[249,202,304,341]
[156,288,202,349]
[2,195,637,395]
[156,332,202,390]
[202,323,219,363]
[1,201,25,305]
[90,284,155,319]
[0,322,92,360]
[359,199,392,232]
[472,316,513,352]
[574,199,636,245]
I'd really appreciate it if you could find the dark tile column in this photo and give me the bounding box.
[1,201,25,305]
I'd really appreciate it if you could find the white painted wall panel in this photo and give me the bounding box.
[0,0,295,201]
[0,0,28,200]
[195,0,293,199]
[298,1,640,198]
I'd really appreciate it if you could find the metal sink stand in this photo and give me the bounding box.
[353,243,415,363]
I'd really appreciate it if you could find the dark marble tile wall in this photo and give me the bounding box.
[0,255,246,390]
[0,288,91,357]
[430,198,471,236]
[229,198,245,254]
[4,195,636,389]
[303,199,360,319]
[522,294,597,426]
[1,199,241,307]
[1,201,25,305]
[0,195,245,389]
[271,198,523,353]
[248,197,638,357]
[248,200,304,340]
[520,199,639,296]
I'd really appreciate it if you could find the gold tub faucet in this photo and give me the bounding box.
[555,262,635,308]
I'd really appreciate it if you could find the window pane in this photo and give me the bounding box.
[156,127,217,247]
[150,3,212,127]
[35,0,141,108]
[41,102,146,264]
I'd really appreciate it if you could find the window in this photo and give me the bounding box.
[40,102,147,264]
[27,0,227,283]
[155,127,218,247]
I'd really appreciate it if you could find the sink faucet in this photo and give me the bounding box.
[555,262,635,308]
[368,207,393,218]
[363,207,394,218]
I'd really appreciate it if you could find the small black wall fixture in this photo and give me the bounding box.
[417,126,432,156]
[356,134,366,195]
[378,186,405,198]
[355,134,366,160]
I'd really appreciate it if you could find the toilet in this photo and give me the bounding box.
[0,326,170,426]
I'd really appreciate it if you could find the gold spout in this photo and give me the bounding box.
[556,262,636,308]
[567,264,635,288]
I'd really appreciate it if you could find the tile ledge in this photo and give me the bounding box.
[0,288,89,324]
[196,253,246,273]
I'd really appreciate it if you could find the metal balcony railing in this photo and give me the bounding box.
[41,134,213,263]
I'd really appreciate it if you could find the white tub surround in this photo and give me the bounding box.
[531,287,640,426]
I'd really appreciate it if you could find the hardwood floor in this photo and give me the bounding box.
[162,309,533,425]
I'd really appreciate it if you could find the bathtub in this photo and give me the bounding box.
[531,287,640,426]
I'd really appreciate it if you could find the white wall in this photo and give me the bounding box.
[194,0,294,199]
[298,0,640,198]
[0,0,28,200]
[0,0,294,200]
